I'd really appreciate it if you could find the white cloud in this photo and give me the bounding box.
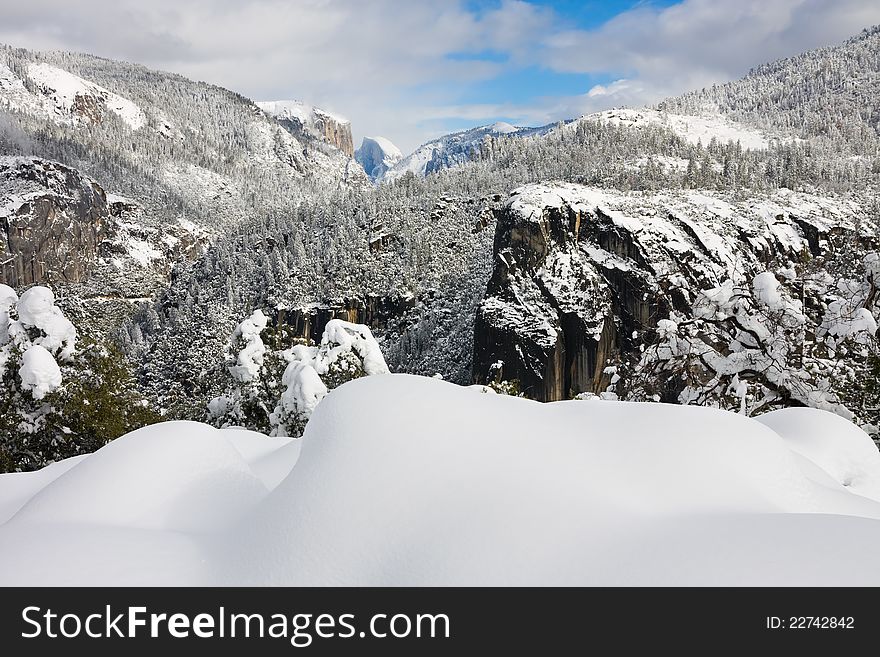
[0,0,878,153]
[530,0,880,121]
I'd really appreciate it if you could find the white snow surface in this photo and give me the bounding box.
[489,121,518,134]
[756,408,880,501]
[3,375,880,586]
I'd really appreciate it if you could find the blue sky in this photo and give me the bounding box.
[1,0,879,153]
[472,1,680,27]
[438,1,679,122]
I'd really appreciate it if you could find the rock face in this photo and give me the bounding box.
[313,109,354,157]
[258,100,354,157]
[272,295,416,344]
[473,182,870,401]
[0,157,109,287]
[355,136,403,182]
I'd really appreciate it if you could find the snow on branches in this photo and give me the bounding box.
[208,313,389,437]
[0,285,75,399]
[623,255,880,428]
[1,284,157,472]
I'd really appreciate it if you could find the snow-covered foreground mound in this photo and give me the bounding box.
[2,375,880,586]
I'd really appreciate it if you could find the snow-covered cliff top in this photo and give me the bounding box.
[257,99,349,125]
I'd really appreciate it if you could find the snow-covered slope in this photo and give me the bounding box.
[383,121,555,182]
[660,26,880,152]
[0,48,365,225]
[2,375,880,585]
[1,60,146,130]
[257,99,348,127]
[0,62,56,119]
[0,47,367,322]
[355,136,403,181]
[580,108,771,149]
[25,62,147,129]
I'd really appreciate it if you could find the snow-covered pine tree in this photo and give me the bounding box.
[208,312,389,437]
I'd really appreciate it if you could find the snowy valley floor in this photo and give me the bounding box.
[2,374,880,586]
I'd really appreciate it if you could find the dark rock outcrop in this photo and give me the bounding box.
[272,295,416,344]
[0,157,109,287]
[473,182,869,401]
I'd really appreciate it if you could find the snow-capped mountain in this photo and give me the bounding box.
[355,136,403,182]
[0,47,365,235]
[258,100,355,156]
[381,121,557,182]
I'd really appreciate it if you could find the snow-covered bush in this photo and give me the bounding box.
[208,313,388,437]
[1,286,76,452]
[806,252,880,433]
[621,262,879,425]
[0,285,157,472]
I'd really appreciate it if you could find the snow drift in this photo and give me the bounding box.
[2,374,880,586]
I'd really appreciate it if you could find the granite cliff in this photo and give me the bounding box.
[474,182,876,402]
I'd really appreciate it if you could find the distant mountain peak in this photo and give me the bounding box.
[380,121,555,183]
[355,136,403,182]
